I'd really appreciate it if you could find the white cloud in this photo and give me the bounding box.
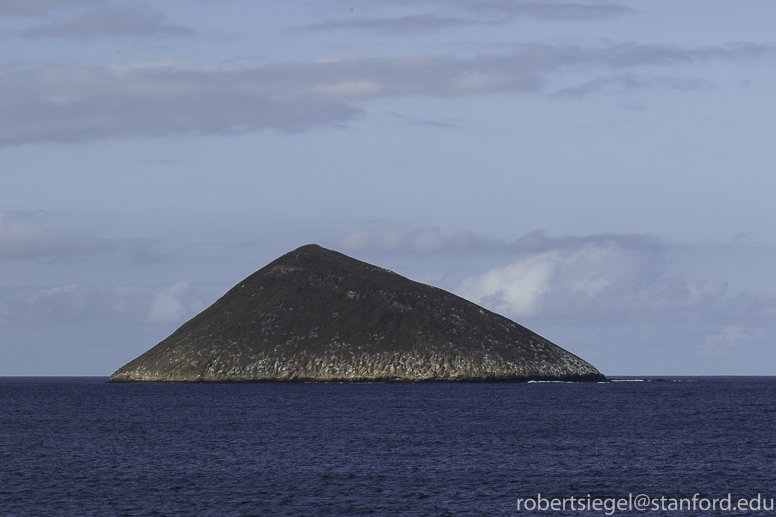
[331,226,729,319]
[0,281,207,326]
[457,252,558,316]
[703,325,765,350]
[147,281,195,324]
[28,284,91,319]
[456,244,653,317]
[454,233,734,319]
[551,73,714,98]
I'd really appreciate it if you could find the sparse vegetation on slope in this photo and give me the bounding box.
[111,244,605,382]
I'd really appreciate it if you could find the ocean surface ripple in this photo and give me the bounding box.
[1,377,775,516]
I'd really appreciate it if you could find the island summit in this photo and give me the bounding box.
[110,244,605,382]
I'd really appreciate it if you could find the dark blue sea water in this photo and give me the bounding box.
[1,377,775,516]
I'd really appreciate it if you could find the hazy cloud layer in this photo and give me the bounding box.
[0,281,206,326]
[388,111,463,128]
[468,0,633,20]
[551,73,714,98]
[0,0,104,16]
[702,324,765,351]
[22,4,196,40]
[309,1,633,34]
[2,0,196,40]
[334,227,488,254]
[307,14,476,34]
[334,227,660,255]
[0,213,112,261]
[2,41,772,145]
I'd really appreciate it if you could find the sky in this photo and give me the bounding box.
[2,0,776,376]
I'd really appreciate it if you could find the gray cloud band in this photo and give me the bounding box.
[308,0,634,33]
[21,4,195,40]
[0,42,773,145]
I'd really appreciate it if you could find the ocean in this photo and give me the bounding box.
[1,377,774,516]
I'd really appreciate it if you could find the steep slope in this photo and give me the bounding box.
[110,244,605,382]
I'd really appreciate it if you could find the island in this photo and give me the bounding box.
[110,244,605,382]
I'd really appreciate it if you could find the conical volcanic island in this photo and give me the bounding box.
[111,244,605,382]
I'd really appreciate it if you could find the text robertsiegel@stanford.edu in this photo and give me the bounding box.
[516,493,774,514]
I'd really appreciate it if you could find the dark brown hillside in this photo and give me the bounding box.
[110,244,605,382]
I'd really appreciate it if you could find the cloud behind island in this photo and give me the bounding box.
[0,281,207,326]
[331,226,776,329]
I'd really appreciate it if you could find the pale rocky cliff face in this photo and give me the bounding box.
[111,244,605,382]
